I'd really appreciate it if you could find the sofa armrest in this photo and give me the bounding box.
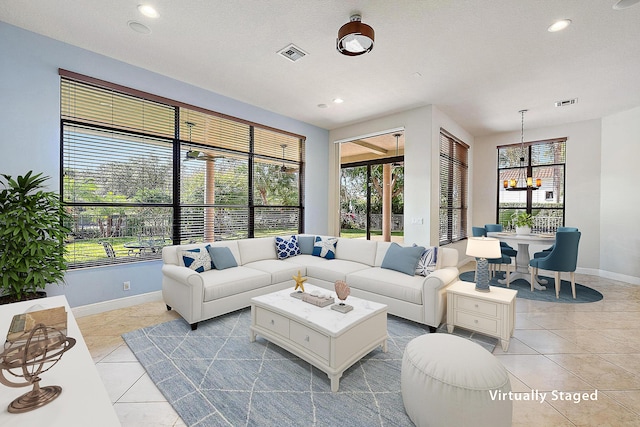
[162,264,204,287]
[161,264,205,325]
[422,266,459,327]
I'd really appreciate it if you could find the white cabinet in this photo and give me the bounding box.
[446,281,517,351]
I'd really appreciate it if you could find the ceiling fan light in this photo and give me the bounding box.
[337,15,374,56]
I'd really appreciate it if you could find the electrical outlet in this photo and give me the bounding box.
[123,281,131,291]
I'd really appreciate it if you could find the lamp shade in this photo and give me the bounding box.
[466,237,501,259]
[337,15,374,56]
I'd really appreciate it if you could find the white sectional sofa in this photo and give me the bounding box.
[161,236,459,331]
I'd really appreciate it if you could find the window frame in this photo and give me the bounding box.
[59,69,305,268]
[496,138,566,231]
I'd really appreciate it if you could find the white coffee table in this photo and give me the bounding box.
[446,280,517,351]
[250,284,388,392]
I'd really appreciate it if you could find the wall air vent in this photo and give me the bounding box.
[277,44,308,62]
[554,98,578,107]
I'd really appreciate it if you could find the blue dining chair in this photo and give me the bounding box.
[472,227,512,286]
[533,227,579,258]
[484,224,517,258]
[529,230,581,298]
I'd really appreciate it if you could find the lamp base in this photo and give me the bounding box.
[475,257,491,293]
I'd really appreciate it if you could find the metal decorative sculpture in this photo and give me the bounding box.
[0,323,76,413]
[332,280,353,313]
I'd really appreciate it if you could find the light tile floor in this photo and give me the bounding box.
[77,264,640,426]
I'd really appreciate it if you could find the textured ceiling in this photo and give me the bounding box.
[1,0,639,135]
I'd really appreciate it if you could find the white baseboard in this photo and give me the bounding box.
[72,291,163,318]
[595,269,640,286]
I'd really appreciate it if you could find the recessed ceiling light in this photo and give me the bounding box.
[548,19,572,32]
[128,21,151,34]
[138,4,159,18]
[333,98,344,104]
[317,104,328,109]
[613,0,640,9]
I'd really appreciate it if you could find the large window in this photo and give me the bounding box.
[439,129,468,245]
[497,138,566,231]
[60,71,304,268]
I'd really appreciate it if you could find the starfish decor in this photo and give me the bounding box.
[293,270,307,293]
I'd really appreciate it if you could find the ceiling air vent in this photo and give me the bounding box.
[277,44,308,62]
[554,98,578,107]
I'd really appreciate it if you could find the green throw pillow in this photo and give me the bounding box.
[207,246,238,270]
[381,243,425,276]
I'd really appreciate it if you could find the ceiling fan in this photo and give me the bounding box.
[280,144,298,173]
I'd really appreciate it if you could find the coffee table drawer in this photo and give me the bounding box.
[457,295,498,317]
[255,307,290,338]
[455,311,499,335]
[290,321,330,361]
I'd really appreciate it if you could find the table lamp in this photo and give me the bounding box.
[466,237,501,292]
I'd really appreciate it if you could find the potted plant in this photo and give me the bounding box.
[512,212,534,235]
[0,171,71,304]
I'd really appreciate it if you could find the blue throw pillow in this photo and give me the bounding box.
[381,243,425,276]
[275,235,300,259]
[207,246,238,270]
[415,245,438,276]
[298,235,315,255]
[181,245,213,273]
[312,236,337,259]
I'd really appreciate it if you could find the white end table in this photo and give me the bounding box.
[446,280,517,351]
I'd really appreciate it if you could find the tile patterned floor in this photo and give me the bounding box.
[77,265,640,426]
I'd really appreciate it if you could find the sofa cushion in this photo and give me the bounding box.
[297,235,315,255]
[237,237,276,264]
[335,238,377,266]
[181,246,213,273]
[200,267,271,302]
[313,236,337,259]
[306,259,369,283]
[275,235,300,260]
[374,241,393,267]
[283,254,326,268]
[207,246,238,270]
[244,260,305,284]
[347,267,425,304]
[381,243,425,276]
[415,246,438,276]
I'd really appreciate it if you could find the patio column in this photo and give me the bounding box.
[204,158,215,242]
[382,163,392,242]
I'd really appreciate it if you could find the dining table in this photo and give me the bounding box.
[486,231,556,290]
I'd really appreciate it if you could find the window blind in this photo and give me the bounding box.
[60,72,305,267]
[439,130,468,245]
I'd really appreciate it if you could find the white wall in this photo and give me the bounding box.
[0,22,330,307]
[329,105,473,256]
[474,119,602,271]
[601,106,640,281]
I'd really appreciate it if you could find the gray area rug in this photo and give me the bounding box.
[123,308,497,426]
[459,271,604,303]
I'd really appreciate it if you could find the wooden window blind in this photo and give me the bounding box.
[60,71,305,268]
[439,129,469,245]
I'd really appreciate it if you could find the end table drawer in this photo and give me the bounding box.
[290,321,330,361]
[457,295,498,317]
[456,311,499,335]
[255,307,290,337]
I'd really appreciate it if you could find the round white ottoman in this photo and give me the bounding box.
[401,334,512,427]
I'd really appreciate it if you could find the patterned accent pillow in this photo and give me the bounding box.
[181,245,213,273]
[312,236,338,259]
[415,246,438,276]
[275,235,301,260]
